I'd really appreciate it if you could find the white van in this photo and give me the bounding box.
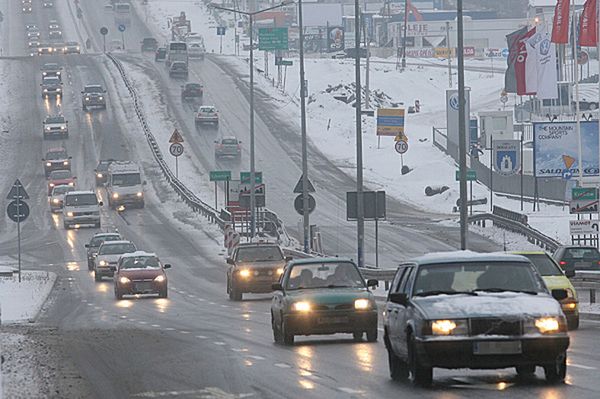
[106,161,145,209]
[63,191,103,229]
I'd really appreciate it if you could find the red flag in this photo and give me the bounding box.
[579,0,598,46]
[551,0,570,43]
[407,0,423,22]
[516,27,537,96]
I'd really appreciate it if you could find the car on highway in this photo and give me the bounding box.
[28,39,40,49]
[195,105,219,126]
[85,232,122,271]
[42,147,71,177]
[81,84,107,110]
[141,37,158,52]
[63,42,80,54]
[94,240,137,281]
[41,63,62,80]
[94,159,115,186]
[180,82,203,101]
[41,76,62,98]
[271,258,378,345]
[27,29,41,39]
[226,242,288,301]
[25,24,38,31]
[106,161,145,209]
[63,191,102,229]
[43,115,68,138]
[49,30,62,40]
[168,61,188,78]
[47,169,75,195]
[513,251,579,330]
[48,20,60,30]
[114,251,171,299]
[187,41,206,59]
[383,252,570,386]
[103,3,113,12]
[38,43,55,55]
[49,185,74,212]
[22,3,32,13]
[553,245,600,272]
[215,137,242,159]
[154,47,167,62]
[43,0,54,7]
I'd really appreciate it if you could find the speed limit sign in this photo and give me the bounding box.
[169,143,184,157]
[395,140,408,154]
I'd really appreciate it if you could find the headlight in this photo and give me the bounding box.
[276,267,284,275]
[431,319,469,336]
[46,162,51,166]
[52,198,59,204]
[99,96,104,100]
[43,89,48,92]
[119,276,131,284]
[57,88,62,92]
[136,192,143,197]
[68,182,74,186]
[63,161,69,165]
[97,173,103,178]
[66,211,74,217]
[85,97,90,101]
[43,72,47,76]
[239,269,250,278]
[535,317,560,334]
[49,183,55,187]
[99,260,107,266]
[154,275,166,283]
[354,298,371,310]
[112,193,119,199]
[292,301,311,312]
[562,302,577,310]
[46,127,51,130]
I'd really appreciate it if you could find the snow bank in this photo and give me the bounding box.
[0,271,56,323]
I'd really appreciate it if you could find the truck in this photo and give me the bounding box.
[106,161,145,209]
[166,41,188,68]
[170,11,191,41]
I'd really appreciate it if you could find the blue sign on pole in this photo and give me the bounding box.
[118,24,126,32]
[217,27,226,36]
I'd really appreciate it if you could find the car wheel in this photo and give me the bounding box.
[543,352,567,383]
[366,326,378,342]
[159,287,168,298]
[95,222,101,228]
[138,200,145,209]
[352,331,363,342]
[567,315,579,330]
[282,320,294,346]
[408,334,432,386]
[94,271,102,282]
[388,347,409,381]
[515,365,536,379]
[63,222,69,229]
[82,104,87,111]
[115,288,123,300]
[229,282,242,301]
[87,260,94,271]
[272,313,282,344]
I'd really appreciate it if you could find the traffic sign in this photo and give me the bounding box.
[169,143,184,157]
[210,170,232,181]
[100,27,108,36]
[293,174,316,194]
[169,129,184,144]
[118,24,126,32]
[572,187,598,201]
[570,199,598,214]
[258,28,289,51]
[217,27,226,36]
[377,108,405,137]
[240,171,262,184]
[7,199,30,223]
[395,141,408,154]
[455,170,477,181]
[275,57,293,66]
[394,133,407,142]
[500,95,508,104]
[6,179,29,200]
[294,194,316,215]
[569,219,599,235]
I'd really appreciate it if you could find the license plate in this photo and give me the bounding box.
[575,262,589,268]
[473,341,522,355]
[134,282,153,292]
[318,316,349,325]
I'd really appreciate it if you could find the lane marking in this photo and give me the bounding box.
[196,335,208,339]
[246,355,264,360]
[213,341,226,345]
[274,363,291,369]
[338,388,365,394]
[165,327,176,331]
[568,363,597,370]
[180,330,190,334]
[152,324,161,328]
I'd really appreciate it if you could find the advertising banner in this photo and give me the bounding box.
[327,26,344,52]
[533,121,599,178]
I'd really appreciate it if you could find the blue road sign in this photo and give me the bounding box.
[118,24,126,32]
[217,27,226,36]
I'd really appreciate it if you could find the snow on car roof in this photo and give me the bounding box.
[100,240,134,246]
[289,257,355,266]
[412,251,531,266]
[121,251,158,258]
[65,190,96,196]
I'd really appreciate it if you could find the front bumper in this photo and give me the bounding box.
[110,195,144,206]
[96,265,115,277]
[83,99,106,106]
[65,214,100,226]
[284,310,378,336]
[44,129,68,137]
[43,91,62,97]
[414,335,570,369]
[117,279,165,295]
[234,276,280,294]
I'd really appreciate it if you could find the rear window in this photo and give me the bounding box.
[99,243,136,255]
[564,248,600,260]
[90,235,120,247]
[222,139,238,145]
[169,42,187,51]
[49,170,71,179]
[521,254,563,276]
[43,77,60,85]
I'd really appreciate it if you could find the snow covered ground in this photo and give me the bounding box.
[0,270,56,323]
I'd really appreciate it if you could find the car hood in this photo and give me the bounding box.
[413,292,563,319]
[235,260,285,269]
[96,254,123,263]
[543,276,577,299]
[119,269,164,279]
[285,288,371,305]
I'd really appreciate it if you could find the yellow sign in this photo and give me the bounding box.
[394,133,408,142]
[434,47,456,58]
[377,108,405,137]
[169,129,184,144]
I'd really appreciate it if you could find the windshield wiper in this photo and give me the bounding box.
[474,288,538,295]
[414,290,478,297]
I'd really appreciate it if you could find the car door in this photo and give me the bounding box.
[395,266,415,358]
[387,265,410,355]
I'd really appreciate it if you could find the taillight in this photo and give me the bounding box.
[559,261,567,266]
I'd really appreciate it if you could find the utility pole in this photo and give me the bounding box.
[401,0,408,69]
[364,5,370,109]
[446,21,452,88]
[298,0,310,253]
[354,0,364,267]
[457,0,468,250]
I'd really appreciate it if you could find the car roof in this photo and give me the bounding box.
[288,257,356,266]
[65,190,95,195]
[557,245,597,249]
[99,240,133,246]
[51,184,73,191]
[92,232,120,238]
[121,251,158,259]
[222,136,238,141]
[511,251,547,256]
[411,251,531,266]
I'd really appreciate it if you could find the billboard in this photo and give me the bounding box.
[446,88,471,150]
[377,108,405,136]
[303,4,343,27]
[533,121,599,178]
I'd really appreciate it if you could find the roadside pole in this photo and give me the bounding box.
[446,21,452,88]
[364,9,370,110]
[457,0,468,250]
[520,132,524,211]
[299,0,310,253]
[17,190,21,283]
[354,0,365,267]
[489,134,493,211]
[401,0,408,69]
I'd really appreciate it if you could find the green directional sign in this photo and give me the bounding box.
[258,28,288,51]
[455,170,477,181]
[240,171,262,184]
[572,187,598,201]
[209,170,231,182]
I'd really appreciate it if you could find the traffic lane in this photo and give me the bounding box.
[6,0,31,56]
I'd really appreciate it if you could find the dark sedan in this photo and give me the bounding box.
[94,159,115,186]
[85,232,122,270]
[114,252,171,299]
[553,245,600,272]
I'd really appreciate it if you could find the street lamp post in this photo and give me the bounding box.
[209,2,291,240]
[298,0,310,253]
[457,0,468,249]
[354,0,364,267]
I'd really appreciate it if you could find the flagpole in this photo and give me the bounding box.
[573,0,583,182]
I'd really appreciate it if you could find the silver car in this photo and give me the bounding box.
[49,185,74,212]
[214,137,241,159]
[94,240,137,281]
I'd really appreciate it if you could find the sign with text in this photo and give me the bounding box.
[493,140,521,176]
[258,28,288,51]
[569,219,599,235]
[376,108,405,137]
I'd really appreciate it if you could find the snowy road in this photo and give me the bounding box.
[2,1,600,398]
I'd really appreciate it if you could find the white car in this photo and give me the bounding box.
[94,240,137,281]
[43,115,68,138]
[195,105,219,125]
[63,42,80,54]
[49,185,74,212]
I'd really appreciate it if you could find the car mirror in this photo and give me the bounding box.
[214,140,218,143]
[367,279,378,288]
[69,156,72,159]
[98,201,104,206]
[226,258,234,265]
[272,282,283,291]
[143,180,147,185]
[389,292,408,306]
[164,264,172,269]
[284,256,293,262]
[84,244,89,248]
[73,176,77,179]
[41,158,45,161]
[551,289,568,302]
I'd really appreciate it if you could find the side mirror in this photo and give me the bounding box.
[68,156,72,159]
[272,282,283,291]
[98,201,104,206]
[389,292,409,306]
[84,244,89,248]
[81,91,84,94]
[73,176,77,179]
[367,279,378,288]
[284,256,293,262]
[164,264,172,269]
[214,140,219,144]
[552,289,568,302]
[143,180,147,185]
[41,158,45,161]
[226,258,235,265]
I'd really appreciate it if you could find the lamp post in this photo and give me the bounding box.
[210,2,291,239]
[298,0,310,253]
[457,0,468,249]
[354,0,364,267]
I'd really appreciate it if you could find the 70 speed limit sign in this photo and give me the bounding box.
[395,140,408,154]
[169,143,184,157]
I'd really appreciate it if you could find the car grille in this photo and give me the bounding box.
[73,212,97,216]
[470,318,522,336]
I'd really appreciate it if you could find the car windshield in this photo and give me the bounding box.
[84,86,102,93]
[121,256,160,269]
[112,173,141,186]
[66,42,78,46]
[64,194,97,206]
[42,63,58,70]
[286,262,365,290]
[97,162,111,171]
[521,254,563,276]
[99,243,136,255]
[52,186,73,195]
[46,150,67,160]
[49,170,71,179]
[236,246,283,262]
[43,77,60,85]
[186,84,201,90]
[222,139,238,145]
[412,262,546,297]
[90,235,121,247]
[563,248,600,261]
[46,116,65,124]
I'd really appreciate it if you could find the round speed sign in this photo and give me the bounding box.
[169,143,184,157]
[395,140,408,154]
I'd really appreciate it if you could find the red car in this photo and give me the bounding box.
[47,169,75,195]
[114,251,171,299]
